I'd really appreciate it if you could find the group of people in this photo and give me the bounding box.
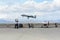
[15,19,58,28]
[15,23,34,29]
[41,23,58,28]
[15,19,34,29]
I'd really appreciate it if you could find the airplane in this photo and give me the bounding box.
[21,14,36,19]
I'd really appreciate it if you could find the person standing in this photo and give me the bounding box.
[15,19,19,29]
[55,23,58,28]
[28,23,34,28]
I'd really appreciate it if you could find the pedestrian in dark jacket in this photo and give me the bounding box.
[55,23,58,28]
[15,19,19,29]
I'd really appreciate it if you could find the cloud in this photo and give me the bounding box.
[0,14,7,19]
[0,0,60,22]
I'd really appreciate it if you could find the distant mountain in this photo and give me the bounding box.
[0,19,12,23]
[0,19,60,23]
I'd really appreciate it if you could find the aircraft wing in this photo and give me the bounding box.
[21,14,36,19]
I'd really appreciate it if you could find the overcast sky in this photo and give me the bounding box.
[0,0,60,23]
